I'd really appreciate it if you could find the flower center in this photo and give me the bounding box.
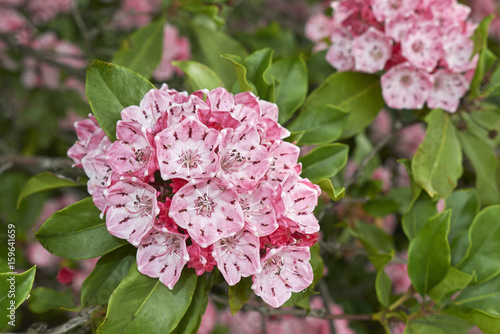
[194,193,216,217]
[400,74,412,87]
[133,146,152,163]
[411,40,424,53]
[220,149,245,174]
[129,189,154,218]
[177,148,202,171]
[370,45,383,60]
[389,0,402,10]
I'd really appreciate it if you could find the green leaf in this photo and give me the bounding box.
[172,273,217,334]
[469,15,494,99]
[36,197,127,259]
[28,287,76,314]
[112,17,165,79]
[172,60,224,92]
[81,245,136,306]
[192,25,247,88]
[350,220,394,256]
[428,267,473,304]
[266,55,308,124]
[371,253,393,307]
[457,205,500,284]
[298,144,349,183]
[412,109,462,199]
[290,72,383,143]
[408,210,451,296]
[228,277,252,315]
[444,304,500,334]
[402,191,438,241]
[0,266,36,329]
[97,266,198,334]
[457,115,500,205]
[317,179,345,201]
[404,314,472,334]
[310,243,324,287]
[17,172,81,209]
[243,48,273,98]
[221,54,255,92]
[445,189,480,244]
[353,133,381,181]
[86,60,155,141]
[287,105,348,145]
[455,273,500,316]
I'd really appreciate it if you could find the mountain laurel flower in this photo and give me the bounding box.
[306,0,478,112]
[68,86,319,307]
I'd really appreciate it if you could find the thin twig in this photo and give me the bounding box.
[318,279,337,334]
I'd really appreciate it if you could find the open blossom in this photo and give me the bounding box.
[306,0,478,112]
[68,86,319,307]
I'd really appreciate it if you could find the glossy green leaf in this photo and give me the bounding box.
[428,267,473,304]
[444,304,500,334]
[112,17,165,79]
[404,314,472,334]
[0,266,36,329]
[457,205,500,284]
[81,245,136,306]
[290,71,383,143]
[172,60,224,92]
[287,105,348,145]
[412,109,462,199]
[469,15,494,99]
[402,191,438,241]
[363,198,400,218]
[172,273,217,334]
[266,55,308,124]
[28,287,76,314]
[97,266,198,334]
[221,54,254,92]
[455,273,500,315]
[86,60,155,141]
[17,172,81,209]
[36,197,127,259]
[370,253,393,307]
[317,178,345,201]
[299,144,349,183]
[445,189,480,244]
[192,25,247,88]
[310,243,324,287]
[408,210,451,296]
[244,48,273,97]
[457,115,500,205]
[228,277,252,315]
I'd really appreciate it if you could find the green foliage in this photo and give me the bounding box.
[173,60,225,91]
[28,287,76,314]
[86,60,156,141]
[0,266,36,329]
[36,197,127,259]
[408,210,451,296]
[17,172,82,209]
[97,266,198,334]
[112,17,166,79]
[404,314,472,334]
[317,179,345,201]
[457,206,500,284]
[228,277,253,315]
[81,245,136,306]
[469,15,494,99]
[402,191,438,241]
[412,110,462,199]
[298,144,349,183]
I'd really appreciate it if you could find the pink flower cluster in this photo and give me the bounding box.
[68,85,320,308]
[152,24,191,82]
[306,0,479,112]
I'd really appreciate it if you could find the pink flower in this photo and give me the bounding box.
[326,27,354,72]
[170,178,244,247]
[396,123,426,158]
[372,166,392,192]
[153,24,191,81]
[156,117,220,181]
[112,0,162,31]
[28,0,74,24]
[187,243,217,276]
[212,229,261,285]
[427,70,469,112]
[305,13,334,42]
[252,246,314,308]
[371,0,419,21]
[57,267,74,285]
[369,109,392,142]
[381,62,432,110]
[198,300,217,334]
[137,227,189,289]
[239,181,279,237]
[104,178,159,246]
[401,21,443,72]
[385,254,411,295]
[352,27,392,73]
[27,243,61,269]
[0,8,27,33]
